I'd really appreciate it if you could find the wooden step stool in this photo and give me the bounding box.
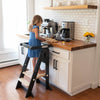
[16,42,51,98]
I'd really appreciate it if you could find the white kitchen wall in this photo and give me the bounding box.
[94,0,100,88]
[35,0,98,40]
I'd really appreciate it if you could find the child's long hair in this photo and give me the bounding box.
[28,15,43,32]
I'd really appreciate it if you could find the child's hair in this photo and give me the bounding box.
[28,15,43,32]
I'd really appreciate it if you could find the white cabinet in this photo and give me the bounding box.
[49,53,58,86]
[58,58,69,92]
[49,47,69,92]
[49,47,96,96]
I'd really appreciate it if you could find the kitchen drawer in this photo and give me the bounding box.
[49,47,70,60]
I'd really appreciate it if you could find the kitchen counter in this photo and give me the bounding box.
[17,33,97,95]
[16,34,96,51]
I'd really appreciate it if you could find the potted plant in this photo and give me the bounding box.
[83,32,95,43]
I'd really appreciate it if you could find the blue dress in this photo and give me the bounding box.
[28,25,41,58]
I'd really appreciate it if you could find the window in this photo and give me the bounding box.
[2,0,27,49]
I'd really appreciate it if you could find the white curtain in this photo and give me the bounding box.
[2,0,27,50]
[0,0,35,67]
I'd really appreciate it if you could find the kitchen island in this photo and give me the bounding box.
[17,34,96,96]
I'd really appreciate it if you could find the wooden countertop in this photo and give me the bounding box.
[49,40,96,51]
[16,34,96,51]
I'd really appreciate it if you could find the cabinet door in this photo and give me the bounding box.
[49,53,58,86]
[58,58,69,92]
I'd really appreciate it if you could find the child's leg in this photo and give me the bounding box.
[36,58,45,74]
[32,57,40,72]
[35,58,41,74]
[32,58,37,72]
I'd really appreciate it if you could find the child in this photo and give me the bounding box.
[28,15,45,73]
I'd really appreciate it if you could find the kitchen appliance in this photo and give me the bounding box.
[59,28,70,38]
[55,21,75,42]
[41,19,58,38]
[56,28,72,42]
[61,21,75,40]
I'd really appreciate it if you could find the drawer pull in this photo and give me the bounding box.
[55,60,58,70]
[53,59,58,70]
[53,59,55,69]
[52,51,60,54]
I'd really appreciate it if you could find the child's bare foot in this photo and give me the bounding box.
[38,70,45,74]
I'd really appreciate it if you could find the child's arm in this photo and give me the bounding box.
[32,28,45,42]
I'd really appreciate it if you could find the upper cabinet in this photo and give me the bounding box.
[44,5,97,10]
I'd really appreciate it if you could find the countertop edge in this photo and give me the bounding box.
[71,43,97,51]
[16,34,97,51]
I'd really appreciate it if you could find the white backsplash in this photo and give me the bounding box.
[35,0,98,40]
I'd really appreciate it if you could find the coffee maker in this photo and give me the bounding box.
[41,19,58,37]
[62,21,75,40]
[56,21,75,41]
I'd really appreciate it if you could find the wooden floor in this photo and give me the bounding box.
[0,65,100,100]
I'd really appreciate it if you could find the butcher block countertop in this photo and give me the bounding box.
[16,34,96,51]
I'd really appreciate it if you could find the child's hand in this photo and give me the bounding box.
[42,38,46,42]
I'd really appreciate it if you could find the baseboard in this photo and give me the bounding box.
[91,81,99,89]
[0,50,18,63]
[99,81,100,87]
[69,83,91,96]
[0,60,19,68]
[49,82,91,96]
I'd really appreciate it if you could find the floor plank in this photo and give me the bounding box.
[0,65,100,100]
